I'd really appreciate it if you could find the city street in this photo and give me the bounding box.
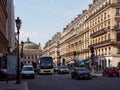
[23,74,120,90]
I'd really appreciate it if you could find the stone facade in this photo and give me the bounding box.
[60,0,120,70]
[43,32,61,66]
[20,38,42,65]
[42,0,120,70]
[0,0,8,68]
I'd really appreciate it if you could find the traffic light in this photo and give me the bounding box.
[90,47,94,53]
[74,51,76,57]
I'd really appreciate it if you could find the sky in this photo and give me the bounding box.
[14,0,92,47]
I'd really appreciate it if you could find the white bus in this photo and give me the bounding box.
[38,56,54,74]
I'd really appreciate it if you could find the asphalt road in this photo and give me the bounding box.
[24,74,120,90]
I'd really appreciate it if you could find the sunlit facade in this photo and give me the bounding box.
[21,38,42,65]
[60,0,120,70]
[43,32,61,66]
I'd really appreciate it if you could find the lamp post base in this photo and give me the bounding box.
[16,67,21,84]
[16,80,21,84]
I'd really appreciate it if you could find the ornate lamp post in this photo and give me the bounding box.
[15,17,22,84]
[73,51,76,61]
[90,46,95,75]
[20,41,24,69]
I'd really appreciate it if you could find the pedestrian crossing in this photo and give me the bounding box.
[35,74,71,78]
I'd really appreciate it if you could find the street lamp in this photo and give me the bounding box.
[21,41,24,69]
[90,46,95,75]
[73,51,76,60]
[15,17,22,84]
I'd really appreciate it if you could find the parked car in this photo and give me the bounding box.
[0,69,7,80]
[21,64,35,79]
[57,66,69,74]
[103,67,120,77]
[54,66,59,73]
[0,68,16,81]
[71,67,92,80]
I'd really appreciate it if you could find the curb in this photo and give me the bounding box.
[0,81,28,90]
[23,82,29,90]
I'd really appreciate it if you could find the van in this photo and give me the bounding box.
[21,64,35,79]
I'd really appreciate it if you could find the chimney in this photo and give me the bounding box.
[89,4,93,9]
[93,0,98,4]
[82,10,87,14]
[78,14,81,17]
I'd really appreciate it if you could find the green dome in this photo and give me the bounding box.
[23,38,39,49]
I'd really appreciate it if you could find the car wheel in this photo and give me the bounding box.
[75,75,79,79]
[113,74,116,77]
[117,74,119,77]
[32,75,35,79]
[89,77,92,80]
[0,76,2,80]
[71,75,74,79]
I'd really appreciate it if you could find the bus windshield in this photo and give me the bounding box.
[40,57,53,69]
[74,60,84,67]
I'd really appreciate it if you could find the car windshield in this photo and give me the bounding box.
[22,67,33,71]
[40,57,53,69]
[76,68,88,72]
[59,66,68,69]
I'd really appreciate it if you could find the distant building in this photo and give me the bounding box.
[43,32,61,66]
[20,38,42,65]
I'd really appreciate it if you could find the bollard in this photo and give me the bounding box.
[119,70,120,78]
[6,74,9,84]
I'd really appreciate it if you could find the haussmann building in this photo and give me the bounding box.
[60,0,120,70]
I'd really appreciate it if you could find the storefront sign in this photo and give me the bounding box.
[7,55,17,74]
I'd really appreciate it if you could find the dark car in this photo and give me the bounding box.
[57,66,69,74]
[103,67,120,77]
[0,69,8,80]
[71,67,92,80]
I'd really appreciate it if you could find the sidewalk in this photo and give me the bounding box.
[0,81,28,90]
[92,71,103,77]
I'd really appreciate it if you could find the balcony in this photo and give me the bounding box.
[82,48,89,53]
[88,39,116,48]
[85,2,110,22]
[90,28,107,38]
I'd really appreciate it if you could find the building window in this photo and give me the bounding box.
[105,48,107,55]
[24,55,26,60]
[36,55,37,59]
[117,0,120,3]
[109,47,111,55]
[104,12,106,19]
[28,55,30,59]
[116,21,120,28]
[105,35,107,41]
[116,8,120,15]
[32,55,33,59]
[117,33,120,41]
[101,36,103,42]
[108,59,111,67]
[108,33,111,39]
[102,49,103,55]
[118,47,120,54]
